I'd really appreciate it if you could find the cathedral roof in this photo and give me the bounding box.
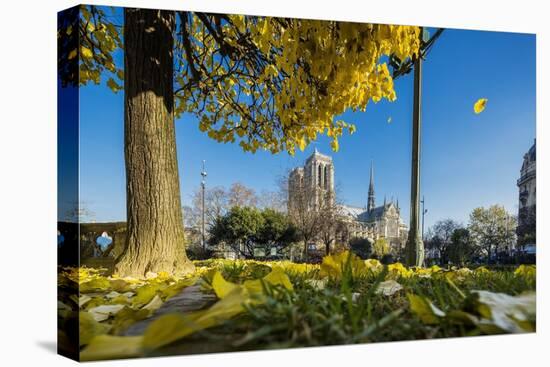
[357,203,397,222]
[340,205,365,218]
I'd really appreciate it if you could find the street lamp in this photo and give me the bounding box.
[404,27,426,267]
[201,160,207,251]
[421,196,428,240]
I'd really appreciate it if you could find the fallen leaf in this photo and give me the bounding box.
[376,280,403,296]
[80,335,143,361]
[472,290,536,333]
[143,286,249,351]
[211,271,239,299]
[408,293,445,324]
[79,312,110,346]
[88,304,125,322]
[306,279,327,290]
[79,295,92,308]
[142,294,163,312]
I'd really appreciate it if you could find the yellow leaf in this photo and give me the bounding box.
[107,77,122,92]
[80,277,111,293]
[79,312,110,346]
[110,307,151,335]
[407,293,445,324]
[298,137,306,151]
[330,139,339,152]
[143,286,248,351]
[244,266,294,294]
[211,271,239,299]
[80,335,144,361]
[320,251,367,278]
[132,284,162,307]
[142,294,163,311]
[262,266,294,291]
[81,46,93,59]
[67,49,77,60]
[473,98,488,114]
[514,265,536,278]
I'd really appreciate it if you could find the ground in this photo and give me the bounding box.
[57,252,536,361]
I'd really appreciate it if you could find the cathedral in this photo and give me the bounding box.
[288,150,408,252]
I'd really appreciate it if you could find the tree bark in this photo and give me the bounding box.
[115,8,194,277]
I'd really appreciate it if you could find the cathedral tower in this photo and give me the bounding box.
[367,161,375,212]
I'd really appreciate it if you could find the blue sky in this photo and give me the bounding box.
[67,23,536,229]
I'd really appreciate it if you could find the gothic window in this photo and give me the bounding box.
[318,164,322,187]
[324,165,328,189]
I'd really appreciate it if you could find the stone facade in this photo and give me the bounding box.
[288,151,407,252]
[517,139,536,246]
[289,149,334,212]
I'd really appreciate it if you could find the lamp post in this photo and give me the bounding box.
[421,196,427,240]
[201,160,207,251]
[405,27,425,267]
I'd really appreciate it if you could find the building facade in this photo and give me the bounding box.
[517,139,536,248]
[288,151,407,253]
[288,149,335,212]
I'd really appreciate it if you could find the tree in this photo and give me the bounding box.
[188,186,229,229]
[468,205,517,264]
[228,183,258,208]
[285,172,322,260]
[427,219,462,264]
[256,209,299,257]
[317,192,345,255]
[349,237,372,259]
[257,189,286,212]
[114,9,194,276]
[447,228,476,266]
[59,6,420,275]
[208,206,265,258]
[372,238,391,258]
[208,207,297,258]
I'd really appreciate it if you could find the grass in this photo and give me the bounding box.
[157,258,535,354]
[59,254,536,360]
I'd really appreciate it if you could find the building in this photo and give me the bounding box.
[288,150,407,253]
[517,139,536,248]
[288,148,334,213]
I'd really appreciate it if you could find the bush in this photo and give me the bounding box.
[349,237,372,259]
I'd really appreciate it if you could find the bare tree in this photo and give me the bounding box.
[258,189,287,212]
[317,189,347,256]
[228,182,258,208]
[426,219,462,264]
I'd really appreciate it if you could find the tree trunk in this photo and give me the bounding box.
[115,8,194,277]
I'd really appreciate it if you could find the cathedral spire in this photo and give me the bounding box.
[367,161,375,212]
